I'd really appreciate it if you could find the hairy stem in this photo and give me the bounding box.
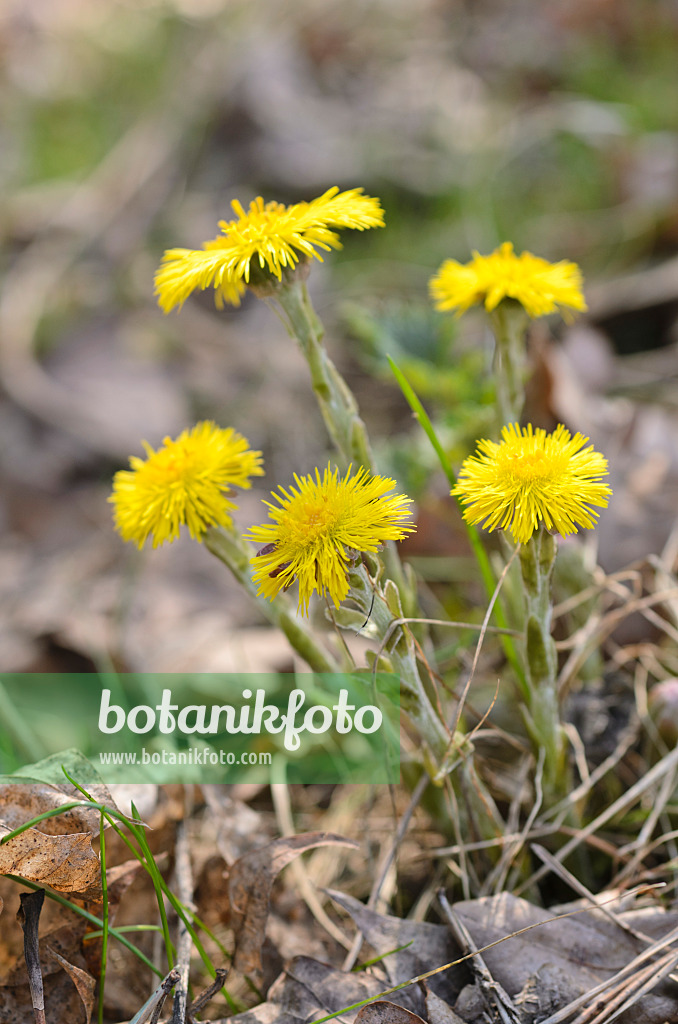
[274,277,416,615]
[519,527,567,796]
[489,301,529,426]
[275,279,374,471]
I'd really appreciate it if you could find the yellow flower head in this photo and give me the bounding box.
[110,421,263,548]
[452,423,611,545]
[155,187,384,313]
[430,242,587,319]
[247,465,415,614]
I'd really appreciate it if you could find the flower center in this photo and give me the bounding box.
[296,498,340,542]
[506,449,552,483]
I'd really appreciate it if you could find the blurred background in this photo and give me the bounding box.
[1,0,678,675]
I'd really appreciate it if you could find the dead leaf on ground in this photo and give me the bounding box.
[424,986,468,1024]
[329,890,678,1024]
[212,955,427,1024]
[47,945,95,1024]
[355,1000,428,1024]
[0,823,101,898]
[326,889,464,1005]
[228,832,359,982]
[0,749,120,836]
[0,969,92,1024]
[1,920,92,1024]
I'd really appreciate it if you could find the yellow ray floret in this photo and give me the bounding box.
[110,421,263,548]
[247,465,415,615]
[155,187,384,312]
[452,423,611,545]
[430,242,587,319]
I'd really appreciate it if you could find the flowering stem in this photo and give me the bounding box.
[519,526,567,796]
[489,302,529,425]
[273,278,416,616]
[346,559,457,778]
[204,526,339,674]
[274,279,374,472]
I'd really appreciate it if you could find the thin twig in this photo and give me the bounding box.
[171,814,194,1024]
[451,547,521,741]
[538,718,638,824]
[437,890,524,1024]
[187,968,229,1024]
[129,969,180,1024]
[18,890,46,1024]
[488,748,544,896]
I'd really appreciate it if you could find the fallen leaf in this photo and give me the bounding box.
[211,955,427,1024]
[0,970,92,1024]
[0,749,120,836]
[47,945,95,1024]
[1,921,92,1024]
[0,823,101,898]
[229,833,358,982]
[424,987,468,1024]
[355,1000,428,1024]
[326,889,464,1005]
[330,890,678,1024]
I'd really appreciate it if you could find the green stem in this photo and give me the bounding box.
[129,804,175,969]
[489,301,529,426]
[274,279,374,472]
[519,527,566,796]
[273,278,416,615]
[347,560,459,777]
[204,525,339,673]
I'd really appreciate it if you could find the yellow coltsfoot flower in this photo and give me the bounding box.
[110,421,263,548]
[247,465,415,614]
[452,423,611,545]
[155,187,384,312]
[430,242,587,319]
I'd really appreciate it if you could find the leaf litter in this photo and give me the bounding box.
[2,764,678,1022]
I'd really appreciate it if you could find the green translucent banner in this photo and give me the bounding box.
[0,673,400,784]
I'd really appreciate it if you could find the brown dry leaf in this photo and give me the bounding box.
[229,833,358,981]
[0,969,92,1024]
[212,955,427,1024]
[0,751,119,836]
[0,822,101,898]
[330,890,678,1024]
[47,944,95,1024]
[326,889,464,1005]
[355,1000,428,1024]
[424,987,468,1024]
[1,921,92,1024]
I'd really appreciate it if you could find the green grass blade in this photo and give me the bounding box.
[5,876,163,978]
[129,801,176,969]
